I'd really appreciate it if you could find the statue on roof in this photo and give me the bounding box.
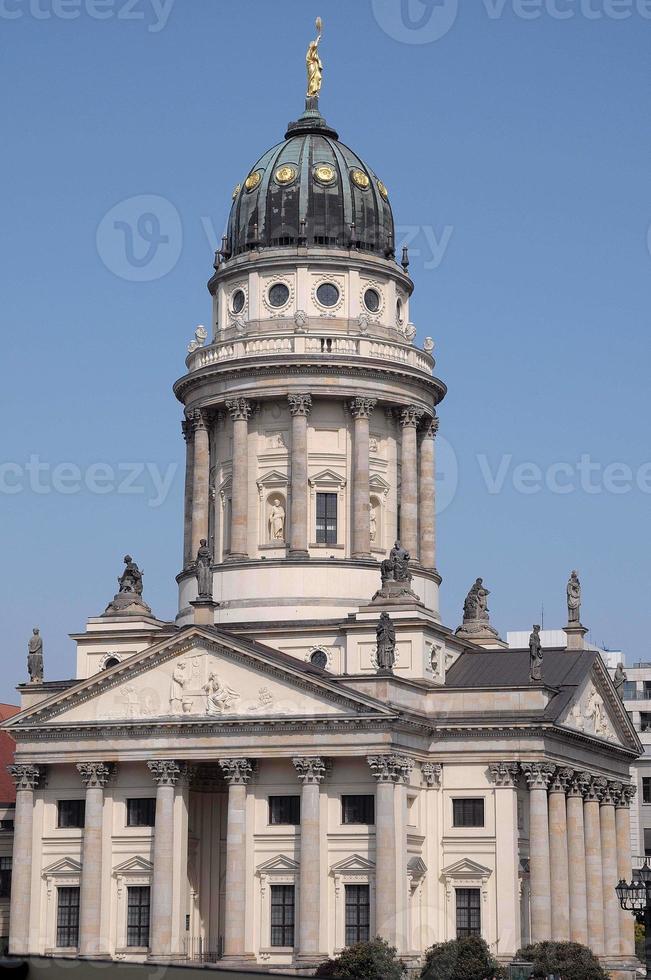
[118,555,144,596]
[104,554,152,617]
[306,17,323,98]
[462,578,490,624]
[613,662,627,700]
[567,570,581,624]
[196,539,213,599]
[529,625,543,683]
[27,627,44,684]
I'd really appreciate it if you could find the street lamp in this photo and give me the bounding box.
[617,859,651,973]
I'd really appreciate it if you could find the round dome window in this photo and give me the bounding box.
[268,283,290,308]
[310,649,328,670]
[364,288,381,313]
[231,289,245,315]
[316,283,340,308]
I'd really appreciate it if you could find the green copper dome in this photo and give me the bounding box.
[225,102,395,260]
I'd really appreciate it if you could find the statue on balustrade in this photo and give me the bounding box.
[196,539,213,599]
[613,662,627,701]
[567,570,582,624]
[529,625,543,683]
[27,627,44,684]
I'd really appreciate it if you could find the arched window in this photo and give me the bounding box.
[309,649,328,670]
[104,656,120,670]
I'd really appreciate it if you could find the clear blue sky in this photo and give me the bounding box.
[1,0,649,696]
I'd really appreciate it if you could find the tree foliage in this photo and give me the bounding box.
[516,941,609,980]
[420,935,505,980]
[315,937,406,980]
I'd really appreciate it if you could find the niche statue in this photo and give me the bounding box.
[376,613,396,675]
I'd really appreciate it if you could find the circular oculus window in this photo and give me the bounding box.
[231,289,246,315]
[245,170,262,192]
[310,650,328,670]
[313,163,337,186]
[364,288,381,313]
[351,168,370,190]
[268,283,290,308]
[316,282,340,308]
[377,179,389,200]
[274,164,297,186]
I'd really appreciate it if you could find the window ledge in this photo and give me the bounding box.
[310,543,344,550]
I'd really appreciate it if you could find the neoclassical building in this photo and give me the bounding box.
[3,42,642,975]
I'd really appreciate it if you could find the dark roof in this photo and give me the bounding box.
[225,101,395,260]
[446,649,597,690]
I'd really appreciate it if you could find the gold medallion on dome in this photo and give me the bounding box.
[274,164,298,186]
[232,183,242,199]
[313,163,337,186]
[351,168,370,190]
[245,170,262,192]
[377,179,389,200]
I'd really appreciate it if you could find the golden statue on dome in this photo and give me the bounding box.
[306,16,323,98]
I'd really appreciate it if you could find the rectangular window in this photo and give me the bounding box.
[643,778,651,804]
[270,884,295,947]
[127,886,151,948]
[624,681,638,700]
[342,795,375,825]
[268,796,301,826]
[452,798,485,828]
[345,884,370,946]
[126,798,156,827]
[316,492,337,545]
[56,887,80,948]
[0,858,11,898]
[0,820,14,832]
[456,887,481,938]
[57,799,85,829]
[641,713,651,732]
[644,681,651,699]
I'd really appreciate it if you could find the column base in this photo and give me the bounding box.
[225,553,249,563]
[219,953,258,969]
[288,549,310,559]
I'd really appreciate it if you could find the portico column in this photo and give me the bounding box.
[77,762,113,957]
[399,406,423,559]
[418,414,438,571]
[583,776,606,955]
[615,784,636,957]
[548,767,571,941]
[225,398,252,560]
[566,770,589,945]
[190,409,210,558]
[182,418,195,567]
[293,757,327,962]
[288,394,312,558]
[8,764,43,955]
[521,763,554,943]
[488,763,521,956]
[147,760,182,960]
[368,755,414,950]
[600,781,621,957]
[219,759,255,963]
[350,397,377,558]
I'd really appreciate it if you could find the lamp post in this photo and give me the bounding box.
[616,859,651,973]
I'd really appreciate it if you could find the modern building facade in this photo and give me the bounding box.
[3,55,642,974]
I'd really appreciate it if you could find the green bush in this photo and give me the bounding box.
[420,935,505,980]
[315,937,406,980]
[516,941,609,980]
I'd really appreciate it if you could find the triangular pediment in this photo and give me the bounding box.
[558,660,638,751]
[408,857,428,875]
[42,857,82,877]
[256,855,299,875]
[442,858,492,879]
[257,469,288,488]
[5,626,394,729]
[330,854,375,874]
[113,856,153,875]
[309,468,346,489]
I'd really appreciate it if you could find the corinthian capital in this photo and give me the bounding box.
[293,757,327,784]
[399,405,424,428]
[549,767,574,794]
[567,770,591,798]
[77,762,114,789]
[219,758,255,785]
[225,398,253,422]
[422,413,440,440]
[584,775,608,802]
[349,397,377,421]
[188,408,209,433]
[488,762,520,788]
[367,754,414,784]
[615,783,637,809]
[421,762,442,787]
[288,394,313,418]
[521,762,555,790]
[147,760,182,786]
[8,764,43,791]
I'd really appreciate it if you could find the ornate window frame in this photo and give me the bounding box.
[330,855,375,953]
[369,473,390,554]
[311,275,345,317]
[256,855,299,957]
[42,858,81,954]
[441,858,491,942]
[308,469,347,550]
[112,856,153,954]
[228,280,249,321]
[256,469,289,551]
[262,276,295,318]
[360,279,385,321]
